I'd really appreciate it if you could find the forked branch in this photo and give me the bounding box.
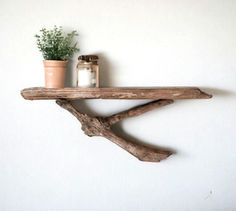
[56,99,174,162]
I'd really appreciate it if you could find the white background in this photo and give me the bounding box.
[1,0,236,210]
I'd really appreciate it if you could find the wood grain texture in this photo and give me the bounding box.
[56,99,173,162]
[21,87,212,100]
[105,99,174,125]
[21,86,212,162]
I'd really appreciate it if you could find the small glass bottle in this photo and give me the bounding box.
[76,55,99,88]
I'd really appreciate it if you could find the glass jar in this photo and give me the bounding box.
[76,61,96,87]
[76,55,99,88]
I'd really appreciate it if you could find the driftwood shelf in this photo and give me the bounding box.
[21,87,212,162]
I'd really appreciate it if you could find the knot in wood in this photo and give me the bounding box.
[81,116,110,137]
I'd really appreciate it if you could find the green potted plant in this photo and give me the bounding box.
[35,26,79,88]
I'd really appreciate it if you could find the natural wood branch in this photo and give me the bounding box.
[56,99,111,137]
[102,130,171,162]
[21,86,212,162]
[56,99,173,162]
[21,87,212,100]
[105,99,174,125]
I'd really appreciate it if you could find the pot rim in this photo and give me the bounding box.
[43,60,68,63]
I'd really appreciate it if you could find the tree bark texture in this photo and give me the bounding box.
[21,87,212,100]
[21,87,212,162]
[56,99,174,162]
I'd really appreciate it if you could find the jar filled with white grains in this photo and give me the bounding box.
[76,55,99,88]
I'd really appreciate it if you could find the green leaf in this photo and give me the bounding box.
[35,26,79,60]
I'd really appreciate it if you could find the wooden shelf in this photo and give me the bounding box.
[21,87,212,100]
[21,86,212,162]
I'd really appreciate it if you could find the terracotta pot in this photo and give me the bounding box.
[43,60,68,88]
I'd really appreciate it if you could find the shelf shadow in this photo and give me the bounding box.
[71,100,176,157]
[69,86,230,160]
[96,52,115,87]
[71,99,103,116]
[201,87,235,97]
[64,59,74,87]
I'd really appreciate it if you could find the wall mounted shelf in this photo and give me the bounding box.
[21,87,212,162]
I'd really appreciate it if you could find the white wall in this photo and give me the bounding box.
[1,0,236,210]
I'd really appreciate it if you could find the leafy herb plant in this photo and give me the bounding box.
[35,26,79,60]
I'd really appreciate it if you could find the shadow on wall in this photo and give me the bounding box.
[201,87,235,97]
[63,54,235,159]
[65,59,75,87]
[65,52,115,87]
[70,99,176,159]
[96,52,115,87]
[111,121,177,156]
[68,87,234,159]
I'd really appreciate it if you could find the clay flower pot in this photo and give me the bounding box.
[43,60,68,88]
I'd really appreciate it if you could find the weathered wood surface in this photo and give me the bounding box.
[56,99,174,162]
[21,87,212,100]
[105,99,174,125]
[21,86,212,162]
